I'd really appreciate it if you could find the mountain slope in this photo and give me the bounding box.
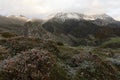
[42,12,120,46]
[0,15,28,35]
[45,12,116,26]
[0,12,120,46]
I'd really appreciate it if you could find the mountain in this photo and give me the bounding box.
[42,12,120,46]
[44,12,115,26]
[0,15,28,25]
[46,12,84,21]
[91,14,116,26]
[0,15,43,35]
[0,15,28,34]
[22,21,55,40]
[86,13,113,20]
[0,12,120,46]
[7,15,28,21]
[46,12,113,20]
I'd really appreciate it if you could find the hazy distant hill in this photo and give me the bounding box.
[0,15,27,35]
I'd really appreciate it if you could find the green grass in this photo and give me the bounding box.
[101,37,120,48]
[57,45,79,61]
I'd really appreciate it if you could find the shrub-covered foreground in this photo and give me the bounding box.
[0,37,70,80]
[71,53,119,80]
[0,48,70,80]
[0,37,120,80]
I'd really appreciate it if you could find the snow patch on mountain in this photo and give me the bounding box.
[44,12,114,22]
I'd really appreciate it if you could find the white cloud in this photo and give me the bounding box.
[0,0,51,17]
[0,0,120,18]
[85,0,104,14]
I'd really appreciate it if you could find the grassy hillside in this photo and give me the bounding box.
[101,37,120,48]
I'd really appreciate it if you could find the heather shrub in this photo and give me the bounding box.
[0,45,9,60]
[50,65,70,80]
[56,41,64,46]
[71,53,119,80]
[0,37,59,56]
[1,32,17,38]
[0,49,56,80]
[0,48,71,80]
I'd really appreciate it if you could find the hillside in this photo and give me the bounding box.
[0,12,120,80]
[0,36,120,80]
[42,13,120,46]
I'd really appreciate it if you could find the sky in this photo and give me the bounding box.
[0,0,120,20]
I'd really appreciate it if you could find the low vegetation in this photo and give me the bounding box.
[0,32,17,38]
[101,37,120,48]
[0,35,119,80]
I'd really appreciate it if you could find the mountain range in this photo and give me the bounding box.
[0,12,120,46]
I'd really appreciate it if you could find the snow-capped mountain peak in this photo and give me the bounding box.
[53,12,84,19]
[44,12,85,21]
[44,12,114,22]
[91,13,113,20]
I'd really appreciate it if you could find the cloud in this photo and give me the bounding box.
[85,0,105,14]
[0,0,51,17]
[0,0,120,18]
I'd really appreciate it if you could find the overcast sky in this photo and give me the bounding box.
[0,0,120,20]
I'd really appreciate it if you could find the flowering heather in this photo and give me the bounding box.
[0,49,56,80]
